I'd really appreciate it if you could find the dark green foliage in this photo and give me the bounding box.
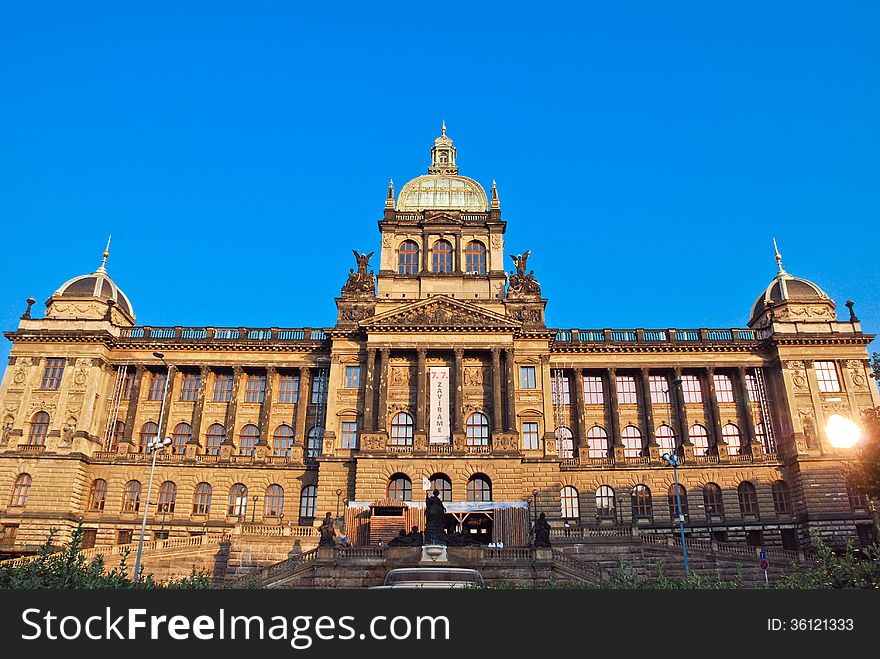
[775,530,880,589]
[846,407,880,501]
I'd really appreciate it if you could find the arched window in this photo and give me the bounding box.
[87,479,108,511]
[139,422,158,453]
[193,482,212,515]
[587,426,608,458]
[621,426,642,458]
[112,420,125,451]
[703,483,724,518]
[273,424,294,457]
[398,240,419,275]
[464,241,487,274]
[555,426,574,458]
[388,474,412,502]
[847,484,869,511]
[239,424,259,456]
[771,481,792,515]
[205,423,225,456]
[390,412,414,446]
[561,486,580,520]
[172,422,192,454]
[632,484,653,519]
[307,426,323,458]
[265,484,284,517]
[10,473,31,507]
[656,424,676,454]
[467,474,492,502]
[157,481,177,513]
[595,485,616,519]
[431,239,453,273]
[122,480,141,513]
[668,484,688,519]
[754,422,768,453]
[28,412,50,445]
[299,485,317,520]
[228,483,248,517]
[466,413,490,446]
[722,423,742,455]
[737,481,759,517]
[689,424,710,457]
[430,474,452,501]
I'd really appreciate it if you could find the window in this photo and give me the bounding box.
[632,485,653,519]
[147,371,167,401]
[713,374,734,403]
[28,412,50,445]
[139,422,158,453]
[689,424,709,456]
[737,482,759,517]
[340,421,358,449]
[245,374,266,403]
[81,528,97,549]
[228,484,248,517]
[722,423,742,455]
[157,481,177,514]
[278,374,299,403]
[431,240,453,273]
[555,426,574,459]
[520,366,537,389]
[265,484,284,517]
[703,483,724,518]
[87,479,108,511]
[680,375,702,403]
[668,484,688,519]
[583,375,604,404]
[180,372,201,401]
[117,530,133,545]
[390,412,414,446]
[388,474,412,501]
[430,474,452,501]
[112,420,125,451]
[754,422,767,452]
[746,373,760,402]
[41,358,65,390]
[311,370,329,404]
[814,361,841,392]
[772,481,792,515]
[10,474,31,507]
[587,426,609,458]
[121,371,135,400]
[522,422,539,450]
[273,424,294,456]
[655,424,675,454]
[466,412,490,446]
[622,425,642,458]
[307,426,323,459]
[344,366,360,389]
[213,372,233,402]
[561,486,580,520]
[616,375,638,404]
[464,241,487,274]
[551,371,570,405]
[122,480,141,513]
[847,484,869,511]
[398,240,419,275]
[595,485,615,519]
[171,422,192,453]
[299,485,317,520]
[649,375,669,404]
[193,483,212,515]
[467,475,492,502]
[239,424,259,456]
[205,423,225,455]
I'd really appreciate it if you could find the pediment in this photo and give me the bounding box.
[359,296,521,332]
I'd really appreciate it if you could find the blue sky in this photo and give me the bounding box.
[1,2,878,364]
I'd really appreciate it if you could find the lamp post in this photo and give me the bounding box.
[661,451,690,576]
[335,488,342,522]
[133,351,172,581]
[532,489,538,526]
[237,484,246,524]
[279,513,284,527]
[252,496,258,524]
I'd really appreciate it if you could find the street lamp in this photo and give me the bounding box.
[532,489,538,525]
[661,451,690,576]
[335,488,342,522]
[251,496,258,524]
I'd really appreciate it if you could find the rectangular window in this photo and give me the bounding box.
[121,370,135,400]
[340,421,359,449]
[583,375,604,404]
[213,372,233,402]
[522,422,539,450]
[117,529,133,545]
[648,375,669,404]
[245,374,266,403]
[616,375,638,404]
[550,371,570,405]
[713,374,735,403]
[311,370,329,404]
[179,372,201,402]
[814,361,841,393]
[278,374,299,403]
[520,366,537,389]
[147,372,167,401]
[81,528,98,549]
[41,358,66,390]
[680,374,702,404]
[745,373,760,402]
[345,365,360,389]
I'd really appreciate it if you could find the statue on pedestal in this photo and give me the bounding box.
[532,512,552,548]
[318,512,336,547]
[424,489,447,545]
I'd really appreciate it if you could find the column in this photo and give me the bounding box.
[158,364,177,440]
[362,348,376,432]
[421,232,430,275]
[454,348,465,432]
[671,367,690,446]
[639,368,657,447]
[733,367,757,449]
[491,348,503,432]
[223,365,242,445]
[504,348,517,432]
[605,368,622,446]
[377,348,390,432]
[189,366,208,446]
[122,365,145,445]
[416,348,427,432]
[257,366,275,446]
[572,368,586,446]
[704,367,725,451]
[294,367,312,443]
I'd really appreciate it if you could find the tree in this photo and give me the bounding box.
[846,407,880,502]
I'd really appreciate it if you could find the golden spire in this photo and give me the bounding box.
[490,180,500,209]
[773,237,786,275]
[385,179,395,208]
[97,235,111,273]
[441,119,446,137]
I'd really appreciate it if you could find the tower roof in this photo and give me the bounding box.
[749,241,829,324]
[52,238,134,317]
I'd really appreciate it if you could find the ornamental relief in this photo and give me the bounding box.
[463,367,484,387]
[792,373,809,392]
[494,435,518,452]
[782,360,804,371]
[12,366,29,387]
[387,403,412,415]
[28,400,57,416]
[361,435,386,452]
[822,402,852,418]
[491,235,502,249]
[390,367,411,387]
[775,304,834,319]
[71,361,90,388]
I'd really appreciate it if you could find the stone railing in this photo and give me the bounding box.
[550,549,608,582]
[229,548,319,587]
[550,526,634,539]
[235,525,317,538]
[484,547,534,561]
[643,534,810,564]
[117,326,330,344]
[552,327,759,347]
